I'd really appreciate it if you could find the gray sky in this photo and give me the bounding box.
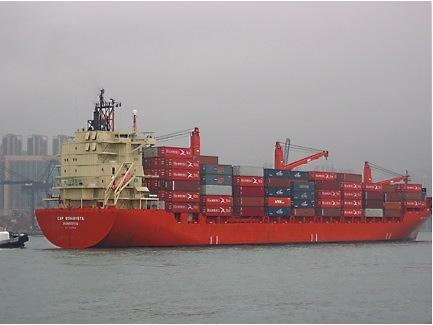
[0,2,431,190]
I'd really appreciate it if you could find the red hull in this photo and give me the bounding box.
[35,208,430,249]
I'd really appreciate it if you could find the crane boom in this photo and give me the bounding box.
[363,161,409,184]
[274,142,328,170]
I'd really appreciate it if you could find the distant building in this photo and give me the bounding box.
[1,134,22,155]
[52,135,70,156]
[27,134,48,156]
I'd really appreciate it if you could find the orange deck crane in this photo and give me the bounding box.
[274,141,329,170]
[363,161,409,184]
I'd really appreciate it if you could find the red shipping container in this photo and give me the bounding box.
[316,208,341,217]
[166,202,200,213]
[404,201,426,208]
[200,195,232,206]
[396,184,422,192]
[316,199,342,208]
[315,181,340,190]
[156,158,200,170]
[308,171,337,181]
[342,191,362,199]
[159,191,200,203]
[193,155,218,164]
[265,178,291,187]
[363,192,384,200]
[382,184,396,192]
[266,197,291,207]
[157,146,192,158]
[363,183,383,192]
[342,209,362,217]
[233,197,264,207]
[233,206,265,217]
[164,180,200,192]
[336,173,362,182]
[384,209,402,218]
[164,169,200,181]
[293,208,315,216]
[383,202,402,210]
[341,182,362,190]
[201,206,232,216]
[316,190,341,198]
[384,192,403,202]
[233,186,264,197]
[233,176,264,187]
[403,192,423,200]
[342,200,362,208]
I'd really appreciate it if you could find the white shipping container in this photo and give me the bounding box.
[200,185,232,195]
[232,165,264,177]
[364,208,383,217]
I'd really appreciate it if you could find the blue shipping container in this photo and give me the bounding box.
[292,181,315,191]
[264,169,291,178]
[289,171,309,180]
[265,187,291,197]
[200,174,232,186]
[292,198,315,208]
[265,207,292,217]
[291,191,315,200]
[200,164,233,175]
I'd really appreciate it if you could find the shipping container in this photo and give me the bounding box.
[292,181,315,191]
[342,200,362,208]
[363,183,383,192]
[233,186,265,197]
[316,199,342,208]
[265,197,291,207]
[193,155,218,164]
[233,176,264,187]
[382,184,396,192]
[363,192,384,200]
[308,171,337,181]
[265,178,291,187]
[156,146,193,159]
[142,147,158,158]
[404,201,426,208]
[263,169,291,178]
[161,169,200,181]
[200,174,232,186]
[144,157,199,170]
[315,181,340,190]
[396,184,422,192]
[384,192,403,202]
[166,202,200,213]
[363,200,384,209]
[233,206,265,217]
[364,208,383,218]
[232,166,264,177]
[200,195,232,206]
[292,198,315,208]
[201,206,232,216]
[293,208,315,216]
[200,164,233,175]
[291,191,315,200]
[158,191,200,203]
[289,171,309,180]
[200,185,232,196]
[316,190,341,198]
[342,209,363,217]
[264,187,291,197]
[384,209,402,218]
[164,180,200,192]
[265,207,292,217]
[233,196,264,207]
[340,182,362,190]
[342,191,362,199]
[403,192,424,201]
[336,173,363,183]
[383,202,402,210]
[316,208,341,217]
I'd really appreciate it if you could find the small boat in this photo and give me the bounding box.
[0,231,29,248]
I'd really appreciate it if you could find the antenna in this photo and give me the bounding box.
[87,89,122,131]
[132,109,137,133]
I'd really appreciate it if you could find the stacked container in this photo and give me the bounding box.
[232,166,265,216]
[363,183,384,217]
[397,184,426,210]
[382,184,402,217]
[143,146,200,213]
[291,171,315,217]
[263,169,292,217]
[200,164,233,216]
[310,171,341,217]
[337,173,363,218]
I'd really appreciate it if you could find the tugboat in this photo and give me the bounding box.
[0,231,29,248]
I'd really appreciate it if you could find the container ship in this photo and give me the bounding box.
[35,90,432,248]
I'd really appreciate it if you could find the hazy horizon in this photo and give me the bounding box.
[0,2,431,190]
